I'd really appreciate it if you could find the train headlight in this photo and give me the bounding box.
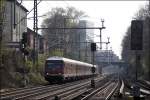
[46,73,49,75]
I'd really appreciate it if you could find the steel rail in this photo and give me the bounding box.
[32,77,104,100]
[79,75,118,100]
[54,76,109,100]
[34,80,92,100]
[105,81,119,100]
[0,85,47,96]
[80,80,112,100]
[14,78,93,100]
[0,78,92,100]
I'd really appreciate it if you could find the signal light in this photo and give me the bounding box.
[131,20,143,50]
[22,32,27,44]
[91,43,96,51]
[20,32,29,55]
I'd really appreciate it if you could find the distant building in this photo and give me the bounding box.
[78,20,94,48]
[3,0,28,48]
[95,50,120,63]
[27,28,48,54]
[76,20,94,62]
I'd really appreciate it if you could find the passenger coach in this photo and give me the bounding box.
[44,56,98,83]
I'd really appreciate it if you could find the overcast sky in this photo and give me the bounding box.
[22,0,148,59]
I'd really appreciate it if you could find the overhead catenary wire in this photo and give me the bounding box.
[15,0,42,26]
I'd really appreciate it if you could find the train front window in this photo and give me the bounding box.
[46,62,62,69]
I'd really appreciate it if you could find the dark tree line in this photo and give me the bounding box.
[121,4,150,80]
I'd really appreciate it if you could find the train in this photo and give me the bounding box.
[44,56,98,83]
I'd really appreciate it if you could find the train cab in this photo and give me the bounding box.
[44,58,64,82]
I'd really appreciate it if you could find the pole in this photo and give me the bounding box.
[33,0,38,68]
[149,0,150,12]
[14,0,16,29]
[79,31,80,60]
[99,19,105,50]
[91,43,96,88]
[91,50,95,88]
[149,1,150,80]
[106,37,110,64]
[23,52,26,87]
[64,18,66,57]
[99,29,102,49]
[63,18,65,56]
[0,0,5,68]
[135,51,140,81]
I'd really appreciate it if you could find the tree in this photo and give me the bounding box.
[41,7,87,59]
[121,4,150,80]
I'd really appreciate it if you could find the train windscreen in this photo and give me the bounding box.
[45,60,63,74]
[47,62,62,69]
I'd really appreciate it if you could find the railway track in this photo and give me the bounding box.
[50,78,109,100]
[121,75,150,100]
[49,74,119,100]
[0,76,106,100]
[137,80,150,90]
[28,76,108,100]
[80,77,119,100]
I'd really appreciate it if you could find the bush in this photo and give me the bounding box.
[27,72,47,85]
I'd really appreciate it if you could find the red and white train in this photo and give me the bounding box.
[44,56,98,83]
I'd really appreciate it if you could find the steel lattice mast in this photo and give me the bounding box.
[33,0,38,67]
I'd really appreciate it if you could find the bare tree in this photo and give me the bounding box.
[41,7,87,59]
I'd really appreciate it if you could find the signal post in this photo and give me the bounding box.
[91,43,96,88]
[20,32,29,87]
[131,20,143,99]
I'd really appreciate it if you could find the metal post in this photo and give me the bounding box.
[33,0,38,67]
[91,43,96,88]
[106,37,110,64]
[99,19,105,50]
[0,0,5,68]
[135,51,140,81]
[85,41,87,62]
[64,18,66,57]
[79,32,81,60]
[13,0,16,29]
[99,29,102,49]
[149,0,150,12]
[23,53,26,87]
[149,4,150,80]
[91,50,95,88]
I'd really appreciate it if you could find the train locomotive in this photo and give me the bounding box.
[44,56,98,83]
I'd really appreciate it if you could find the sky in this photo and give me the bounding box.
[22,0,148,59]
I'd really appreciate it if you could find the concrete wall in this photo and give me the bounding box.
[3,1,27,43]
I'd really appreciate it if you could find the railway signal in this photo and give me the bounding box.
[131,20,143,83]
[91,67,96,73]
[20,32,29,87]
[91,43,96,51]
[91,42,96,88]
[131,20,143,50]
[20,32,29,55]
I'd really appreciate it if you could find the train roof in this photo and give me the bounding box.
[46,56,96,67]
